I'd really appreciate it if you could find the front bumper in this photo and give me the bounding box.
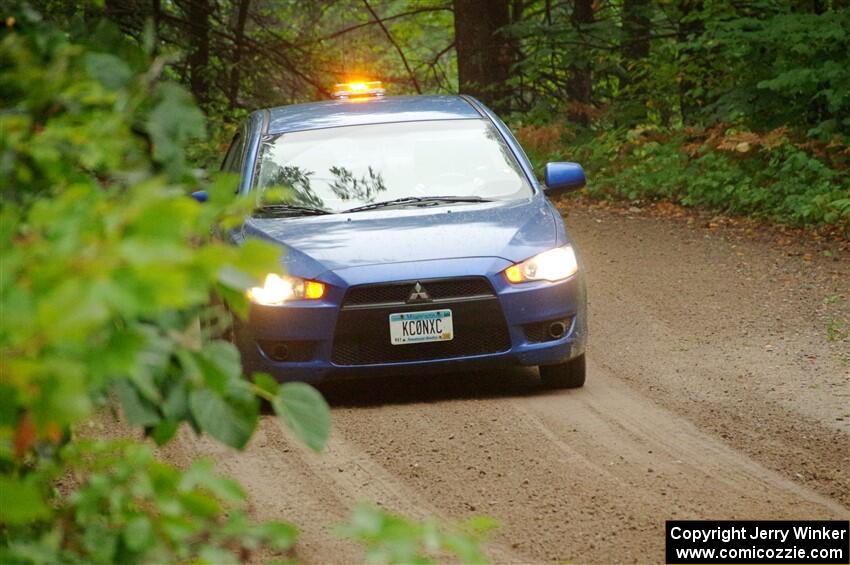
[236,257,587,383]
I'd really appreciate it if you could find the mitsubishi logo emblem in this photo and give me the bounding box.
[407,282,432,303]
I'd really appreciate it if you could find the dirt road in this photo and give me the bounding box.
[163,205,850,564]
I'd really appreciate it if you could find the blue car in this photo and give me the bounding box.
[222,85,588,388]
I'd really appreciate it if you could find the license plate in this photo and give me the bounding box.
[389,309,453,345]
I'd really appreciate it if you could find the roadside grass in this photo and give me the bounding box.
[821,295,850,343]
[514,123,850,235]
[826,318,850,342]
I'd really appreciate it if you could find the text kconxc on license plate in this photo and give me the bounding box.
[389,309,453,345]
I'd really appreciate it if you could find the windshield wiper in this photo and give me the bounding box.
[253,203,332,217]
[344,195,491,213]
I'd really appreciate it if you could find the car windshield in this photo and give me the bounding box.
[254,119,533,213]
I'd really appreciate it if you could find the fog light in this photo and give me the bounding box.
[548,321,567,339]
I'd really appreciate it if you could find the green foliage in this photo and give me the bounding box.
[0,11,331,563]
[1,441,297,564]
[695,7,850,138]
[549,127,850,231]
[505,1,849,229]
[0,17,202,202]
[26,0,850,229]
[340,504,496,565]
[33,0,456,114]
[506,1,850,138]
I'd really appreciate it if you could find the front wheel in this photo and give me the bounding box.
[539,354,586,389]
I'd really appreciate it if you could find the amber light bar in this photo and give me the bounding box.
[332,81,385,99]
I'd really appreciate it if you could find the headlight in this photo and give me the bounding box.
[247,274,325,305]
[504,245,578,283]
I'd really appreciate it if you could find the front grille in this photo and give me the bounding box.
[343,277,494,307]
[332,283,510,365]
[332,323,510,365]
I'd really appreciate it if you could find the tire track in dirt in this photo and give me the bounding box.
[564,206,849,506]
[316,362,845,564]
[162,407,526,563]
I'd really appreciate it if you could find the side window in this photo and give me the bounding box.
[221,132,244,173]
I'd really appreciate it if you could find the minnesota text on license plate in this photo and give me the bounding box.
[389,309,454,345]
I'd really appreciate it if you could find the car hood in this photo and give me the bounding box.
[239,197,557,279]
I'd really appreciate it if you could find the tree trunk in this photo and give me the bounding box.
[622,0,650,61]
[621,0,651,119]
[453,0,512,112]
[678,0,704,125]
[185,0,212,107]
[567,0,594,126]
[151,0,161,54]
[228,0,251,108]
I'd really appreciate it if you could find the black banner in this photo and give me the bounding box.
[666,520,849,564]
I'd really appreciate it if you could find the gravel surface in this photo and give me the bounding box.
[161,205,850,564]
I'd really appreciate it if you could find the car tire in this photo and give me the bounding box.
[539,354,586,389]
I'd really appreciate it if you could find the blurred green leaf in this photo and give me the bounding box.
[340,503,493,565]
[0,476,50,524]
[180,459,246,504]
[123,515,154,552]
[253,372,279,397]
[272,382,331,452]
[85,52,132,89]
[189,389,257,449]
[114,379,161,427]
[256,522,298,551]
[146,83,205,179]
[150,419,179,445]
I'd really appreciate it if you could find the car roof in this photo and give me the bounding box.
[264,95,483,134]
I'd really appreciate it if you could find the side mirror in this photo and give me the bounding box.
[191,190,208,203]
[543,162,586,195]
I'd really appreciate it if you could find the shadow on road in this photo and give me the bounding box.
[317,366,546,408]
